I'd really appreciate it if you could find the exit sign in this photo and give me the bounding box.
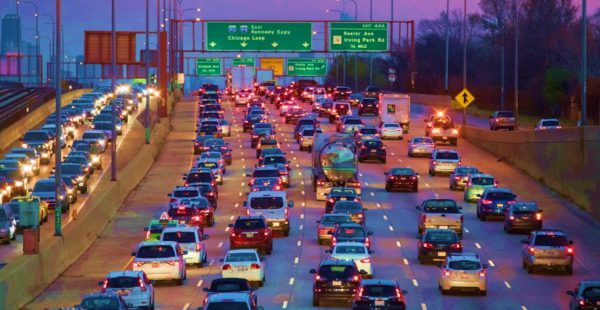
[329,22,389,52]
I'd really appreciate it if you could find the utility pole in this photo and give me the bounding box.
[20,1,41,87]
[444,0,449,94]
[499,1,506,110]
[54,0,62,236]
[514,0,519,130]
[110,0,117,181]
[580,0,587,125]
[145,0,151,144]
[40,14,55,86]
[16,1,21,84]
[369,0,373,85]
[462,0,467,126]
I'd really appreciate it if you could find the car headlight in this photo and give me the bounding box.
[15,181,23,187]
[76,176,85,182]
[121,111,128,116]
[22,165,32,173]
[41,151,50,158]
[92,155,100,163]
[98,140,105,146]
[116,124,122,130]
[67,187,74,194]
[21,143,28,148]
[30,159,37,165]
[58,195,64,200]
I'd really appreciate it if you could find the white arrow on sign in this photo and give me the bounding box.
[271,42,279,48]
[240,42,248,47]
[209,42,216,47]
[302,42,309,48]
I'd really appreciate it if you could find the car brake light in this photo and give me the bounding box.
[422,242,433,249]
[365,237,370,247]
[166,260,178,266]
[315,274,321,281]
[529,247,535,254]
[196,243,202,252]
[192,216,201,221]
[360,257,371,263]
[101,280,108,292]
[353,275,359,282]
[451,243,462,249]
[535,212,542,221]
[454,176,461,180]
[508,200,516,205]
[170,198,177,203]
[134,261,145,267]
[139,278,147,292]
[246,209,250,216]
[145,230,150,239]
[567,247,574,254]
[222,264,232,270]
[358,213,363,218]
[479,270,486,277]
[482,199,493,205]
[358,287,363,298]
[444,270,450,277]
[332,237,337,246]
[178,205,185,210]
[285,208,289,218]
[432,160,437,165]
[579,300,585,306]
[509,215,515,220]
[251,263,261,269]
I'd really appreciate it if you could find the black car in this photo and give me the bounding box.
[193,135,216,155]
[243,114,265,132]
[384,167,419,192]
[504,201,542,233]
[198,124,221,138]
[21,130,54,164]
[477,187,517,221]
[417,229,462,264]
[358,97,378,116]
[567,281,600,310]
[184,169,217,188]
[64,155,94,177]
[352,279,407,310]
[203,278,258,305]
[251,127,274,149]
[196,182,218,209]
[333,86,352,100]
[0,169,27,197]
[330,223,372,250]
[294,117,319,140]
[284,108,306,124]
[310,260,365,307]
[60,163,88,193]
[325,187,360,213]
[363,86,381,98]
[358,139,386,163]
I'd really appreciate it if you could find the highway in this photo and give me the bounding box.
[28,95,600,310]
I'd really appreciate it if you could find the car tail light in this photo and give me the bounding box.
[222,264,232,270]
[358,213,363,218]
[510,215,515,220]
[251,263,261,269]
[317,179,325,186]
[353,275,360,282]
[365,237,370,248]
[285,208,289,218]
[381,146,386,150]
[529,247,535,255]
[192,216,201,221]
[327,198,334,203]
[579,299,585,306]
[315,274,321,281]
[454,176,460,180]
[231,231,237,237]
[357,287,363,298]
[467,182,472,186]
[479,270,486,277]
[139,278,147,292]
[134,261,145,267]
[389,176,395,180]
[246,209,250,216]
[421,214,427,222]
[451,243,462,249]
[567,247,574,254]
[422,242,433,249]
[444,270,450,277]
[170,198,177,204]
[101,280,108,292]
[166,260,178,266]
[360,257,371,263]
[432,160,437,165]
[145,230,150,239]
[264,230,270,236]
[482,199,493,205]
[275,185,281,190]
[535,212,542,221]
[332,237,337,246]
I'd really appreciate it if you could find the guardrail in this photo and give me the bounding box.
[0,88,56,131]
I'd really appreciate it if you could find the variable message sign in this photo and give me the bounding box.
[260,58,284,76]
[206,22,312,51]
[196,58,222,76]
[287,58,327,76]
[329,22,389,52]
[232,57,255,67]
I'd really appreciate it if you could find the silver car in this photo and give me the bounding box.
[99,271,155,309]
[439,252,487,295]
[521,230,574,274]
[407,136,435,157]
[429,149,461,176]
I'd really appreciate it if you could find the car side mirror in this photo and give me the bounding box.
[566,290,575,296]
[143,227,148,231]
[288,201,294,208]
[359,270,368,275]
[228,223,234,228]
[309,268,317,274]
[167,193,172,197]
[520,239,529,244]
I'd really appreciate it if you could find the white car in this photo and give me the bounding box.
[439,252,488,295]
[429,149,461,176]
[279,101,298,116]
[99,271,155,309]
[131,241,186,285]
[407,136,435,157]
[221,249,265,286]
[379,122,404,140]
[160,226,208,266]
[534,118,561,130]
[326,242,373,278]
[235,90,252,106]
[167,186,202,208]
[203,292,264,310]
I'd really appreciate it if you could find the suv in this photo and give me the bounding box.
[167,186,201,208]
[338,116,363,134]
[330,102,352,124]
[202,292,263,310]
[333,86,352,100]
[229,215,273,255]
[330,223,372,250]
[131,241,187,284]
[203,278,257,305]
[566,281,600,310]
[160,226,209,267]
[75,292,129,309]
[357,138,386,163]
[353,279,407,310]
[504,202,543,233]
[310,260,364,307]
[476,187,517,221]
[325,187,360,213]
[417,229,462,264]
[439,253,487,295]
[521,230,574,274]
[99,271,154,309]
[429,149,461,176]
[449,166,481,191]
[357,97,378,116]
[363,86,381,98]
[489,111,515,130]
[244,191,293,236]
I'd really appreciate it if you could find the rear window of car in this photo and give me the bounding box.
[533,234,568,247]
[582,287,600,299]
[448,260,481,270]
[425,231,458,242]
[302,129,315,136]
[162,231,197,243]
[435,152,459,160]
[335,245,366,254]
[174,190,198,198]
[226,252,258,262]
[319,265,355,278]
[390,168,413,175]
[333,202,362,211]
[207,302,250,310]
[263,156,286,165]
[485,192,515,200]
[497,111,514,117]
[472,177,494,186]
[338,227,365,238]
[136,245,176,258]
[364,140,382,147]
[361,128,378,134]
[423,200,459,212]
[235,219,266,229]
[383,123,400,128]
[252,169,279,178]
[345,119,362,125]
[362,285,396,297]
[413,137,433,144]
[321,215,352,225]
[106,276,139,288]
[211,281,249,292]
[362,98,377,104]
[542,120,560,126]
[198,162,218,169]
[456,167,479,174]
[187,173,211,183]
[250,197,284,209]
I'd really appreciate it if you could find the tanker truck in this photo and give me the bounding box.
[312,133,361,201]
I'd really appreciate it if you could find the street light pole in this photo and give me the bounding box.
[54,0,62,236]
[145,0,151,144]
[16,1,21,84]
[40,14,55,86]
[444,0,449,94]
[580,0,587,125]
[513,0,519,129]
[499,1,506,110]
[20,1,40,87]
[369,0,373,86]
[462,0,467,126]
[110,0,117,181]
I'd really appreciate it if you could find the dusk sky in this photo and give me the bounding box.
[1,0,599,59]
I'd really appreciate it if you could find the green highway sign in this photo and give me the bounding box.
[287,58,327,76]
[196,58,222,76]
[329,22,389,52]
[232,57,255,67]
[206,22,312,51]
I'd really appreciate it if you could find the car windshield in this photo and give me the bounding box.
[250,197,283,209]
[321,215,352,225]
[485,192,515,200]
[235,219,266,229]
[448,260,482,270]
[456,167,479,174]
[497,111,514,117]
[33,182,54,192]
[136,245,176,258]
[413,137,433,144]
[338,227,365,238]
[174,190,198,198]
[435,152,459,160]
[226,252,258,262]
[253,170,279,178]
[263,156,286,165]
[319,265,355,278]
[207,302,249,310]
[390,168,413,175]
[333,202,362,212]
[472,177,494,186]
[335,245,366,254]
[187,173,211,183]
[533,235,569,247]
[582,287,600,299]
[423,200,459,213]
[363,285,396,297]
[61,165,82,174]
[23,132,48,141]
[106,276,139,288]
[82,132,104,140]
[542,120,560,126]
[425,231,458,242]
[345,119,362,125]
[81,297,121,309]
[361,128,378,135]
[162,231,197,243]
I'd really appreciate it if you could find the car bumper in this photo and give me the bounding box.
[506,220,542,230]
[222,269,263,282]
[409,147,433,155]
[120,294,152,308]
[382,131,403,138]
[134,266,181,281]
[433,165,458,173]
[267,220,289,232]
[480,206,508,217]
[387,181,417,189]
[183,250,203,264]
[529,256,573,268]
[440,278,486,291]
[419,248,462,261]
[300,140,314,147]
[353,300,406,310]
[314,288,357,301]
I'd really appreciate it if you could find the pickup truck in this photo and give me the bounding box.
[416,199,463,237]
[429,116,459,146]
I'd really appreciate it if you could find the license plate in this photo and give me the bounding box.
[460,275,470,280]
[237,266,248,271]
[439,225,448,229]
[332,280,342,286]
[152,262,159,268]
[375,300,385,306]
[371,149,376,153]
[438,252,446,257]
[400,177,406,180]
[117,290,129,296]
[272,222,280,227]
[245,233,255,237]
[497,203,503,208]
[442,137,448,140]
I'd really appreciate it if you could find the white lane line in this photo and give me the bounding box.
[293,157,297,160]
[301,181,304,185]
[239,192,243,196]
[388,225,394,231]
[521,306,528,310]
[294,257,299,264]
[421,303,427,310]
[300,213,305,219]
[298,172,302,176]
[182,303,190,310]
[376,203,381,208]
[241,152,244,155]
[359,173,363,177]
[290,151,294,154]
[230,215,235,220]
[282,301,288,309]
[296,164,300,168]
[475,242,482,249]
[225,227,230,232]
[434,193,439,197]
[241,182,245,186]
[412,279,419,287]
[301,202,306,207]
[218,242,223,248]
[365,181,369,186]
[464,228,470,233]
[301,190,305,195]
[197,279,203,287]
[297,240,302,246]
[391,152,395,156]
[488,259,495,267]
[234,203,239,208]
[403,258,409,265]
[289,277,295,285]
[425,183,430,187]
[299,224,303,230]
[241,158,245,162]
[383,215,388,220]
[396,241,402,248]
[398,158,402,162]
[504,281,512,289]
[370,192,375,197]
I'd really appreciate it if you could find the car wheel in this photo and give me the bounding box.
[308,146,312,153]
[312,295,320,307]
[283,229,290,237]
[176,278,183,285]
[441,288,449,295]
[429,170,435,176]
[418,255,425,264]
[480,213,486,221]
[318,238,323,245]
[266,245,273,255]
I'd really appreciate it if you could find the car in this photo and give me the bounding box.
[75,292,130,309]
[167,186,201,208]
[449,166,481,191]
[7,147,40,175]
[429,116,459,145]
[327,242,373,278]
[184,169,217,188]
[310,259,364,307]
[353,279,407,310]
[61,176,79,203]
[235,89,253,106]
[248,167,282,189]
[167,197,211,227]
[332,201,367,225]
[249,177,283,192]
[21,130,54,164]
[244,191,293,236]
[521,229,574,274]
[504,201,543,233]
[196,158,225,183]
[439,252,487,295]
[229,215,273,255]
[476,187,517,221]
[202,278,257,304]
[0,169,27,198]
[0,177,12,203]
[357,138,386,163]
[284,107,306,124]
[144,218,179,241]
[429,149,461,176]
[318,98,334,116]
[424,113,451,136]
[348,93,362,107]
[330,223,372,250]
[202,292,263,310]
[258,155,290,186]
[81,130,108,153]
[316,213,353,245]
[566,281,600,310]
[71,141,103,169]
[7,196,48,228]
[0,205,17,244]
[535,118,562,130]
[255,137,279,159]
[60,163,88,193]
[357,97,378,116]
[417,228,462,264]
[221,249,266,287]
[463,173,496,202]
[330,102,352,124]
[198,124,222,138]
[257,148,285,161]
[31,178,69,213]
[294,117,319,140]
[416,199,464,237]
[131,241,187,285]
[251,124,275,148]
[64,155,94,177]
[333,86,352,101]
[338,116,363,133]
[194,182,219,209]
[379,122,403,140]
[99,271,155,309]
[278,101,298,116]
[243,113,265,133]
[384,167,419,192]
[160,225,209,267]
[407,137,435,157]
[325,187,360,213]
[354,126,379,145]
[90,121,116,141]
[298,127,318,152]
[363,86,381,98]
[489,110,515,130]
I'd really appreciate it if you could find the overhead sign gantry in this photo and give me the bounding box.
[205,22,313,51]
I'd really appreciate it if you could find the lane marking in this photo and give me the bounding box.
[412,279,419,287]
[370,192,375,197]
[464,228,470,233]
[376,203,381,208]
[299,224,303,230]
[197,279,203,287]
[391,152,395,156]
[230,215,234,220]
[425,183,430,187]
[475,242,482,249]
[289,277,295,285]
[122,257,134,271]
[298,172,302,176]
[403,258,409,265]
[504,281,512,289]
[421,303,427,310]
[434,193,439,197]
[225,227,230,232]
[365,181,369,186]
[234,203,239,208]
[297,240,302,246]
[396,241,402,248]
[294,257,299,264]
[301,181,304,185]
[239,192,243,196]
[521,307,528,310]
[388,225,394,231]
[301,191,305,195]
[242,165,246,169]
[383,215,388,221]
[398,158,402,162]
[488,260,495,267]
[359,173,363,177]
[282,301,288,309]
[301,202,306,207]
[218,242,223,248]
[296,164,300,168]
[182,303,190,310]
[241,182,245,186]
[300,214,304,219]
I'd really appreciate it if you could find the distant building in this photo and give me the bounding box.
[1,14,21,56]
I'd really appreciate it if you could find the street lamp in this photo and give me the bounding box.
[181,7,201,17]
[581,0,587,125]
[335,0,359,90]
[17,0,40,86]
[326,9,347,87]
[40,14,55,85]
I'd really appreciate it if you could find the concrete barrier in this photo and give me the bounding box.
[0,100,174,309]
[0,89,91,153]
[409,93,451,108]
[462,126,600,218]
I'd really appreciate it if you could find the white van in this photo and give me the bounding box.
[378,93,410,133]
[244,191,293,236]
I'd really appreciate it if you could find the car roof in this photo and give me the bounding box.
[174,186,199,191]
[532,229,566,236]
[235,215,265,221]
[469,173,493,178]
[254,166,279,171]
[361,279,398,286]
[207,292,252,303]
[138,241,177,248]
[162,226,199,233]
[227,248,259,255]
[106,270,143,278]
[334,241,368,248]
[483,187,513,193]
[247,191,286,198]
[447,252,480,261]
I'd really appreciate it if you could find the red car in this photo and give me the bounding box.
[384,167,419,192]
[229,215,273,255]
[167,197,212,227]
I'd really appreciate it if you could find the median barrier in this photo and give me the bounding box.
[0,98,174,309]
[0,89,91,152]
[461,126,600,218]
[409,93,451,108]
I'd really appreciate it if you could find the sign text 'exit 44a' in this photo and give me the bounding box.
[329,22,389,52]
[206,22,312,51]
